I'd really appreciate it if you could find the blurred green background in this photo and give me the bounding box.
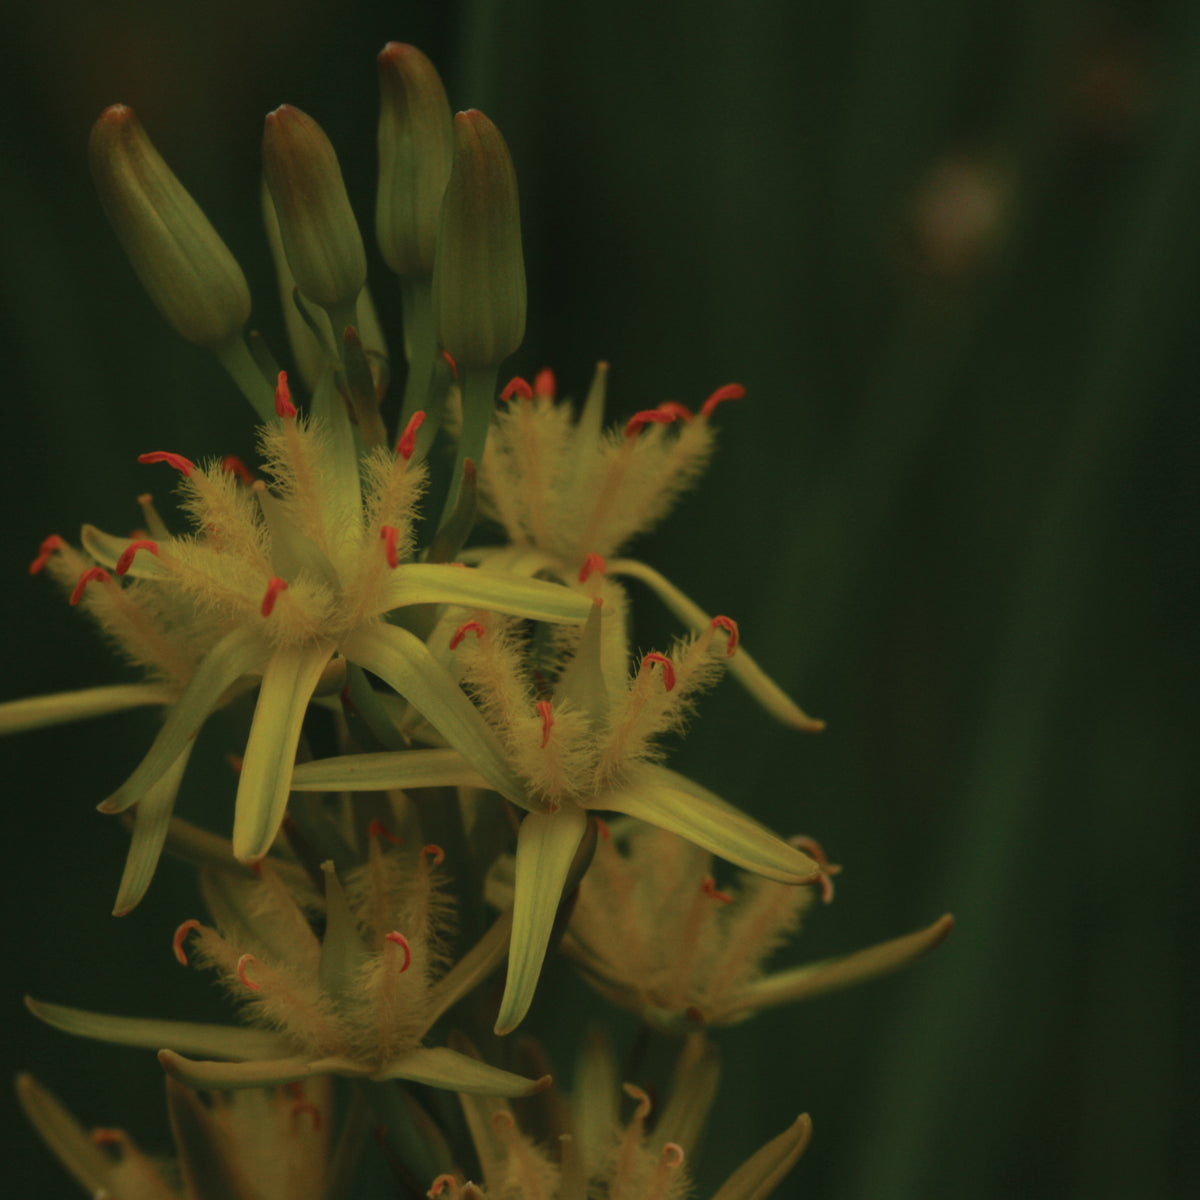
[2,0,1196,1196]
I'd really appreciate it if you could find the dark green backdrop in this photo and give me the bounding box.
[3,1,1195,1196]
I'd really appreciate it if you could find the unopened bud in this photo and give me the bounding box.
[432,110,526,371]
[376,43,453,277]
[89,105,251,348]
[262,105,366,313]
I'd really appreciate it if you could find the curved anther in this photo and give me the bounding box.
[624,409,677,439]
[367,819,401,844]
[656,400,694,422]
[29,534,65,575]
[533,367,556,398]
[137,451,195,476]
[702,875,733,903]
[491,1110,516,1133]
[501,376,533,402]
[384,931,412,973]
[69,567,112,606]
[380,525,400,569]
[622,1082,653,1120]
[421,844,446,867]
[639,652,677,692]
[710,615,739,656]
[449,620,485,650]
[429,1174,460,1200]
[275,370,297,419]
[260,576,289,617]
[660,1143,685,1168]
[440,349,459,379]
[578,552,606,582]
[236,953,261,991]
[222,455,254,483]
[172,919,203,965]
[115,539,160,576]
[700,382,746,418]
[790,835,841,904]
[396,410,426,460]
[536,699,554,748]
[291,1100,322,1130]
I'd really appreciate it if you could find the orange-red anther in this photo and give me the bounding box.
[700,382,745,418]
[172,919,203,965]
[421,844,445,867]
[236,953,261,991]
[69,567,112,606]
[137,451,194,476]
[533,367,556,398]
[222,455,254,483]
[578,552,606,583]
[711,615,739,656]
[624,408,677,438]
[640,651,677,692]
[440,349,458,379]
[260,576,289,617]
[791,835,841,904]
[368,819,401,844]
[429,1174,458,1199]
[115,539,159,576]
[661,1143,686,1168]
[275,370,297,418]
[449,620,485,650]
[500,375,533,401]
[536,699,554,748]
[385,930,412,972]
[702,875,733,903]
[656,400,694,422]
[29,534,65,575]
[396,410,426,460]
[380,525,400,569]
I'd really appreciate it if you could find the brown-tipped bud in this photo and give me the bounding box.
[89,105,251,348]
[262,104,366,312]
[376,43,453,277]
[432,110,526,371]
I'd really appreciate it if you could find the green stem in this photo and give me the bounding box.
[213,334,275,422]
[437,364,495,531]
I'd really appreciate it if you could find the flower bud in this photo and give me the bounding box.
[433,110,526,371]
[376,43,453,277]
[89,104,251,348]
[262,104,366,313]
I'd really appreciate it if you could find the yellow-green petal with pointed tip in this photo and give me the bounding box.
[373,1046,549,1096]
[711,1114,813,1200]
[26,997,292,1060]
[382,562,591,623]
[81,524,168,578]
[0,683,174,735]
[232,642,335,863]
[291,747,485,792]
[495,805,588,1036]
[15,1073,118,1195]
[159,1049,365,1090]
[599,764,820,885]
[166,1076,259,1200]
[608,558,824,732]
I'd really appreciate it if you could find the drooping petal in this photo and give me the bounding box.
[290,746,485,792]
[710,1114,813,1200]
[231,642,335,863]
[599,764,820,884]
[343,623,535,809]
[15,1073,120,1196]
[0,683,173,735]
[607,557,824,731]
[372,1046,549,1096]
[494,805,588,1036]
[101,626,269,814]
[381,562,592,623]
[158,1049,366,1090]
[25,997,293,1060]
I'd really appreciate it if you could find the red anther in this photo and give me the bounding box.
[69,567,112,606]
[275,370,297,418]
[640,652,676,692]
[656,400,694,423]
[28,534,65,575]
[491,1110,515,1133]
[449,620,485,650]
[137,451,194,476]
[791,835,841,904]
[380,525,400,569]
[699,382,746,418]
[595,816,612,841]
[291,1101,322,1130]
[222,455,254,484]
[421,844,446,867]
[429,1174,458,1200]
[710,615,739,656]
[396,410,426,460]
[661,1143,686,1168]
[260,576,289,617]
[115,539,159,576]
[533,367,556,398]
[624,409,677,438]
[236,953,261,991]
[172,919,203,965]
[440,348,458,379]
[702,875,733,903]
[500,375,533,402]
[384,930,412,972]
[91,1128,125,1146]
[536,699,554,747]
[368,818,401,844]
[578,552,606,583]
[226,754,244,774]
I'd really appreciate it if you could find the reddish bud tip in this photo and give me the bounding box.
[221,455,254,483]
[700,382,745,418]
[702,875,733,903]
[29,534,65,575]
[368,818,401,844]
[236,953,261,991]
[172,919,202,965]
[624,409,677,438]
[396,410,426,460]
[536,699,554,748]
[533,367,556,398]
[380,525,400,569]
[578,552,606,583]
[421,843,445,866]
[640,651,677,692]
[440,348,459,379]
[384,930,412,972]
[711,615,739,655]
[260,576,289,617]
[69,567,112,606]
[275,370,297,418]
[500,375,533,402]
[449,619,485,650]
[656,400,695,423]
[115,539,159,576]
[137,451,195,476]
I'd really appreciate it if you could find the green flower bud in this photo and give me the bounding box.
[89,104,251,348]
[262,104,366,314]
[376,42,453,278]
[433,110,526,371]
